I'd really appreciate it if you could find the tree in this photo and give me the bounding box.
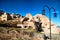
[0,10,4,16]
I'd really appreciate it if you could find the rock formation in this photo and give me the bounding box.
[0,13,59,40]
[25,14,59,34]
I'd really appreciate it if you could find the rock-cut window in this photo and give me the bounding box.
[24,26,27,28]
[29,26,31,28]
[37,17,38,19]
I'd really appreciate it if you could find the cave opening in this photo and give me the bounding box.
[34,22,43,32]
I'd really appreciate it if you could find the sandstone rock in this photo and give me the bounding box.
[17,14,59,34]
[34,14,59,34]
[26,13,33,21]
[32,36,44,40]
[24,14,59,34]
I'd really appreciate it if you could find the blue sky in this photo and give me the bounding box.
[0,0,60,26]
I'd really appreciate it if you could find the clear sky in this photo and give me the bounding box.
[0,0,60,26]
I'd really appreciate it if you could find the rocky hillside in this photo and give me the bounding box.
[0,27,45,40]
[26,14,59,34]
[0,13,60,40]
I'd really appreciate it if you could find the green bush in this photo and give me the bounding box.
[17,38,23,40]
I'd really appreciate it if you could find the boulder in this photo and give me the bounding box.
[33,14,59,34]
[26,13,33,21]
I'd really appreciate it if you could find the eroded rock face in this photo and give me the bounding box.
[34,14,59,34]
[26,14,59,34]
[26,13,33,21]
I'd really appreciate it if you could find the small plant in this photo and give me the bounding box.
[17,38,23,40]
[0,27,7,33]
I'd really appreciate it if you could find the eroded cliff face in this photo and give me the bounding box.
[0,13,59,40]
[26,14,59,34]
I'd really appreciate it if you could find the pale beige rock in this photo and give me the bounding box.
[26,13,33,21]
[18,13,59,34]
[34,14,59,34]
[1,12,7,21]
[32,36,44,40]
